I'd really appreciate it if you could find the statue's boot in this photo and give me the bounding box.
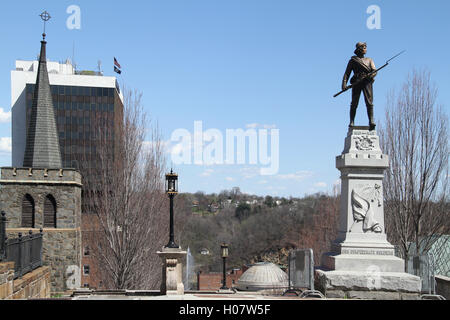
[349,105,357,127]
[367,105,376,130]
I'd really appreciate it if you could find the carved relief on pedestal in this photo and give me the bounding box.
[166,258,178,268]
[350,184,382,233]
[166,258,179,291]
[354,135,376,151]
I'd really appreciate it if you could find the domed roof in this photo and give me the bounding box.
[236,262,288,291]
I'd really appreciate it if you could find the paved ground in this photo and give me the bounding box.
[69,289,325,300]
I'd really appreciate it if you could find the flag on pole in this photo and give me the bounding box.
[114,57,121,69]
[114,57,122,74]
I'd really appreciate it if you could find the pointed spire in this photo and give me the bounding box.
[23,33,62,169]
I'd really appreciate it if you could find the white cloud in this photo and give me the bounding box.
[200,168,214,177]
[161,139,191,158]
[0,108,11,123]
[314,182,327,188]
[225,177,234,181]
[169,142,184,155]
[245,123,259,129]
[266,185,287,190]
[0,137,11,154]
[275,170,313,181]
[239,166,260,179]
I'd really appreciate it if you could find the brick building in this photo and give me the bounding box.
[197,267,247,291]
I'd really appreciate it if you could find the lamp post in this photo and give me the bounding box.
[220,243,229,290]
[165,169,179,248]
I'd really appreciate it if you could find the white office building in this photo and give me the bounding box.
[11,59,123,167]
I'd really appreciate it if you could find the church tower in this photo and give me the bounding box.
[0,17,82,293]
[23,32,62,169]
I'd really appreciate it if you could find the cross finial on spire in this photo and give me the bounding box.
[39,11,51,40]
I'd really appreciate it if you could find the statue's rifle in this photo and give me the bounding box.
[333,50,406,98]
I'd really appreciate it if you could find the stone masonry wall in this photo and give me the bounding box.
[43,229,81,291]
[0,167,82,293]
[0,168,82,228]
[0,261,51,299]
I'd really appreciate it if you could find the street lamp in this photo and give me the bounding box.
[220,243,229,290]
[165,169,179,248]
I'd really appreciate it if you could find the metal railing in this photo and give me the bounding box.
[0,211,6,261]
[0,211,44,279]
[394,244,438,295]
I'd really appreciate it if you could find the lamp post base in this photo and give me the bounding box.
[157,247,186,295]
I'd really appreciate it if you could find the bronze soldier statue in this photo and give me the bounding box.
[342,42,377,130]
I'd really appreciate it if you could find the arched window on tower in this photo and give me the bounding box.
[21,194,35,228]
[43,195,57,228]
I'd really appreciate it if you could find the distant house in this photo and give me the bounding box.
[192,200,199,208]
[208,203,220,213]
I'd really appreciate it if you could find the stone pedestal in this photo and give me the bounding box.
[157,247,186,295]
[316,127,421,299]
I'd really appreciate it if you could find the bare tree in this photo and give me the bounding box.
[379,69,449,269]
[284,193,339,266]
[82,88,168,289]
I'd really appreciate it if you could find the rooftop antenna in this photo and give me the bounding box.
[72,41,77,72]
[97,60,103,75]
[39,10,51,40]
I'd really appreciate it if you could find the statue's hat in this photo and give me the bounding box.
[354,42,367,54]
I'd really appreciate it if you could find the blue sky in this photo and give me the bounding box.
[0,0,449,197]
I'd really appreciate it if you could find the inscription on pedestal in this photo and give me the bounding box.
[341,249,394,255]
[352,130,377,136]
